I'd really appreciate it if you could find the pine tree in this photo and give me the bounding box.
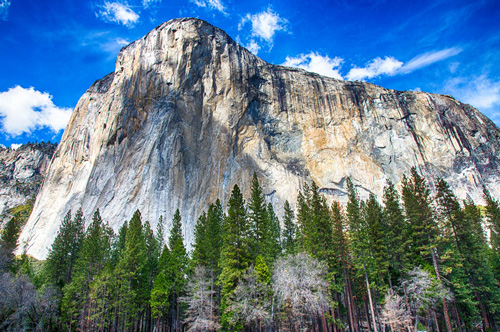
[44,209,84,288]
[248,173,268,259]
[151,245,173,330]
[282,200,296,255]
[156,215,166,251]
[364,194,389,290]
[484,187,500,276]
[346,179,378,332]
[0,215,22,271]
[264,202,281,264]
[402,168,453,332]
[192,200,223,276]
[296,182,337,332]
[219,184,251,331]
[167,209,189,332]
[382,180,409,285]
[331,201,357,332]
[61,209,113,330]
[436,180,499,330]
[114,210,148,329]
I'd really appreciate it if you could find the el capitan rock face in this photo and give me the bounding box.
[19,18,500,259]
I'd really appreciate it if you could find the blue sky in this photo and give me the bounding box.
[0,0,499,148]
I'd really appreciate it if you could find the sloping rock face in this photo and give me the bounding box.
[0,143,56,225]
[19,18,500,259]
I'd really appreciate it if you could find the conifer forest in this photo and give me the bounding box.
[1,168,500,331]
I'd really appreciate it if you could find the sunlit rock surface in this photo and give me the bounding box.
[19,18,500,259]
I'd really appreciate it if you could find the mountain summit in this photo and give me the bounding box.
[19,18,500,259]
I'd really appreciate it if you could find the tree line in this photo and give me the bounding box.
[0,168,499,331]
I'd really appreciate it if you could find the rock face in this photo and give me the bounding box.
[19,18,500,259]
[0,143,56,225]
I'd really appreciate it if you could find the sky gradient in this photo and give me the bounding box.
[0,0,499,147]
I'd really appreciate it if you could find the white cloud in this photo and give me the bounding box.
[191,0,226,13]
[346,48,462,81]
[0,0,10,21]
[97,2,139,27]
[10,143,21,150]
[445,75,500,111]
[142,0,161,8]
[0,86,73,136]
[400,47,462,73]
[282,52,343,79]
[240,8,288,45]
[102,37,130,54]
[245,40,260,55]
[347,57,403,81]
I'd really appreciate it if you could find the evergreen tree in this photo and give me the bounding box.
[402,168,453,332]
[61,209,114,330]
[151,245,173,330]
[192,200,223,276]
[44,209,84,288]
[114,210,148,329]
[484,187,500,276]
[382,180,410,285]
[156,215,166,252]
[436,180,499,330]
[0,215,22,271]
[248,173,268,259]
[167,209,189,332]
[219,184,251,331]
[363,194,389,290]
[282,200,296,255]
[264,202,281,264]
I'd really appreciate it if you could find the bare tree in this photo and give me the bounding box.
[182,266,220,332]
[227,266,272,331]
[273,253,331,330]
[0,273,60,331]
[381,289,412,332]
[402,267,453,331]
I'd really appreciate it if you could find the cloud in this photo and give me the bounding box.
[347,48,462,81]
[0,86,73,136]
[191,0,226,13]
[282,52,343,79]
[10,143,21,150]
[347,57,403,81]
[245,40,260,55]
[0,0,10,21]
[239,8,288,53]
[445,75,500,111]
[96,2,139,27]
[102,37,130,54]
[400,47,462,73]
[142,0,161,8]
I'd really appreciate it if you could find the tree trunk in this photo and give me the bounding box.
[363,263,378,332]
[430,246,452,332]
[432,310,441,332]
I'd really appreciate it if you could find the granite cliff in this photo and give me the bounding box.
[0,142,56,226]
[19,18,500,259]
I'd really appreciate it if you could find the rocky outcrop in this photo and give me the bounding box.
[19,18,500,259]
[0,142,56,225]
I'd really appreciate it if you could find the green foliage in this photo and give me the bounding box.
[220,184,251,331]
[282,200,296,255]
[264,202,281,264]
[254,255,271,285]
[248,173,268,259]
[61,209,114,330]
[43,209,84,288]
[192,199,223,276]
